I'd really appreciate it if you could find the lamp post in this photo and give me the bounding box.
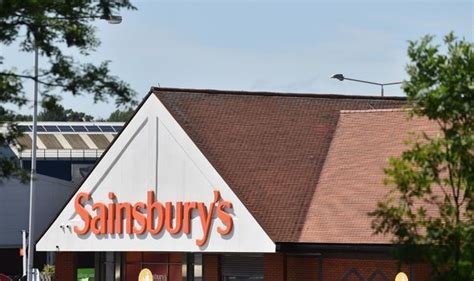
[26,13,122,281]
[331,74,402,97]
[26,45,39,281]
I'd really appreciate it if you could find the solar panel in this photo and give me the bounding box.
[36,126,46,132]
[85,125,101,132]
[17,125,31,132]
[58,125,73,132]
[44,125,60,132]
[99,126,115,132]
[112,126,123,132]
[71,125,87,132]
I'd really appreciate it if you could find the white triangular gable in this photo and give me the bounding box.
[36,94,275,252]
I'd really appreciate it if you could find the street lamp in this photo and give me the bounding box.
[331,73,402,97]
[26,13,122,281]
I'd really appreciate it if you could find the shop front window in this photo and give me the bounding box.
[125,252,185,281]
[76,252,96,281]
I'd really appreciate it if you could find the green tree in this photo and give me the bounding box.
[370,33,473,281]
[107,108,134,122]
[0,0,137,178]
[38,102,94,122]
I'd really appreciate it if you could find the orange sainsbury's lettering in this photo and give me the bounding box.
[91,202,107,235]
[74,192,92,235]
[73,190,234,245]
[217,201,233,235]
[147,191,165,235]
[165,202,183,234]
[183,202,197,234]
[196,191,221,247]
[132,202,146,235]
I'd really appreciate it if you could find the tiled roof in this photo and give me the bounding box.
[153,88,407,242]
[300,109,440,243]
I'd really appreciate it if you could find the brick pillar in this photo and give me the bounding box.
[203,254,220,281]
[55,252,76,281]
[264,253,286,281]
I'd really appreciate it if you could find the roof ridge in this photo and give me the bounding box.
[152,86,407,101]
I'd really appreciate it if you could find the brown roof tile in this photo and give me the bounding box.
[153,88,406,242]
[300,109,440,244]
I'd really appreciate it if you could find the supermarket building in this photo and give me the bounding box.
[37,87,435,281]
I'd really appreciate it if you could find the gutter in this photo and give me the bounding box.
[276,243,393,254]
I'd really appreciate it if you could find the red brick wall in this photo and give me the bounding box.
[287,255,320,281]
[55,252,76,281]
[322,258,411,280]
[203,254,220,281]
[412,263,431,281]
[264,253,286,281]
[264,254,430,281]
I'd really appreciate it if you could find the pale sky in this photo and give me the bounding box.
[2,0,473,119]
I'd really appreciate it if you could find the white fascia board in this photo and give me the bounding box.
[37,94,275,253]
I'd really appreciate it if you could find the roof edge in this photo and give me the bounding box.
[340,108,409,114]
[151,86,407,101]
[276,242,394,253]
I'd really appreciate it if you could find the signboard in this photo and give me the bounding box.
[77,268,94,281]
[138,269,152,281]
[74,190,233,246]
[395,272,408,281]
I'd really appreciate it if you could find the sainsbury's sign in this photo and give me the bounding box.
[74,190,233,246]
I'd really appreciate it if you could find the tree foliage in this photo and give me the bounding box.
[0,0,137,178]
[370,33,473,280]
[106,108,134,122]
[38,103,94,122]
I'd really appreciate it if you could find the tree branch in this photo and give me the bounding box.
[0,72,34,80]
[0,72,64,87]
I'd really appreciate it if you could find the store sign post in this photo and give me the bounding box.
[73,190,233,246]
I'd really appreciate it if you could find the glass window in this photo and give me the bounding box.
[194,254,203,281]
[76,252,95,281]
[125,253,184,281]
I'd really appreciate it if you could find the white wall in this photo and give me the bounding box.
[37,95,275,253]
